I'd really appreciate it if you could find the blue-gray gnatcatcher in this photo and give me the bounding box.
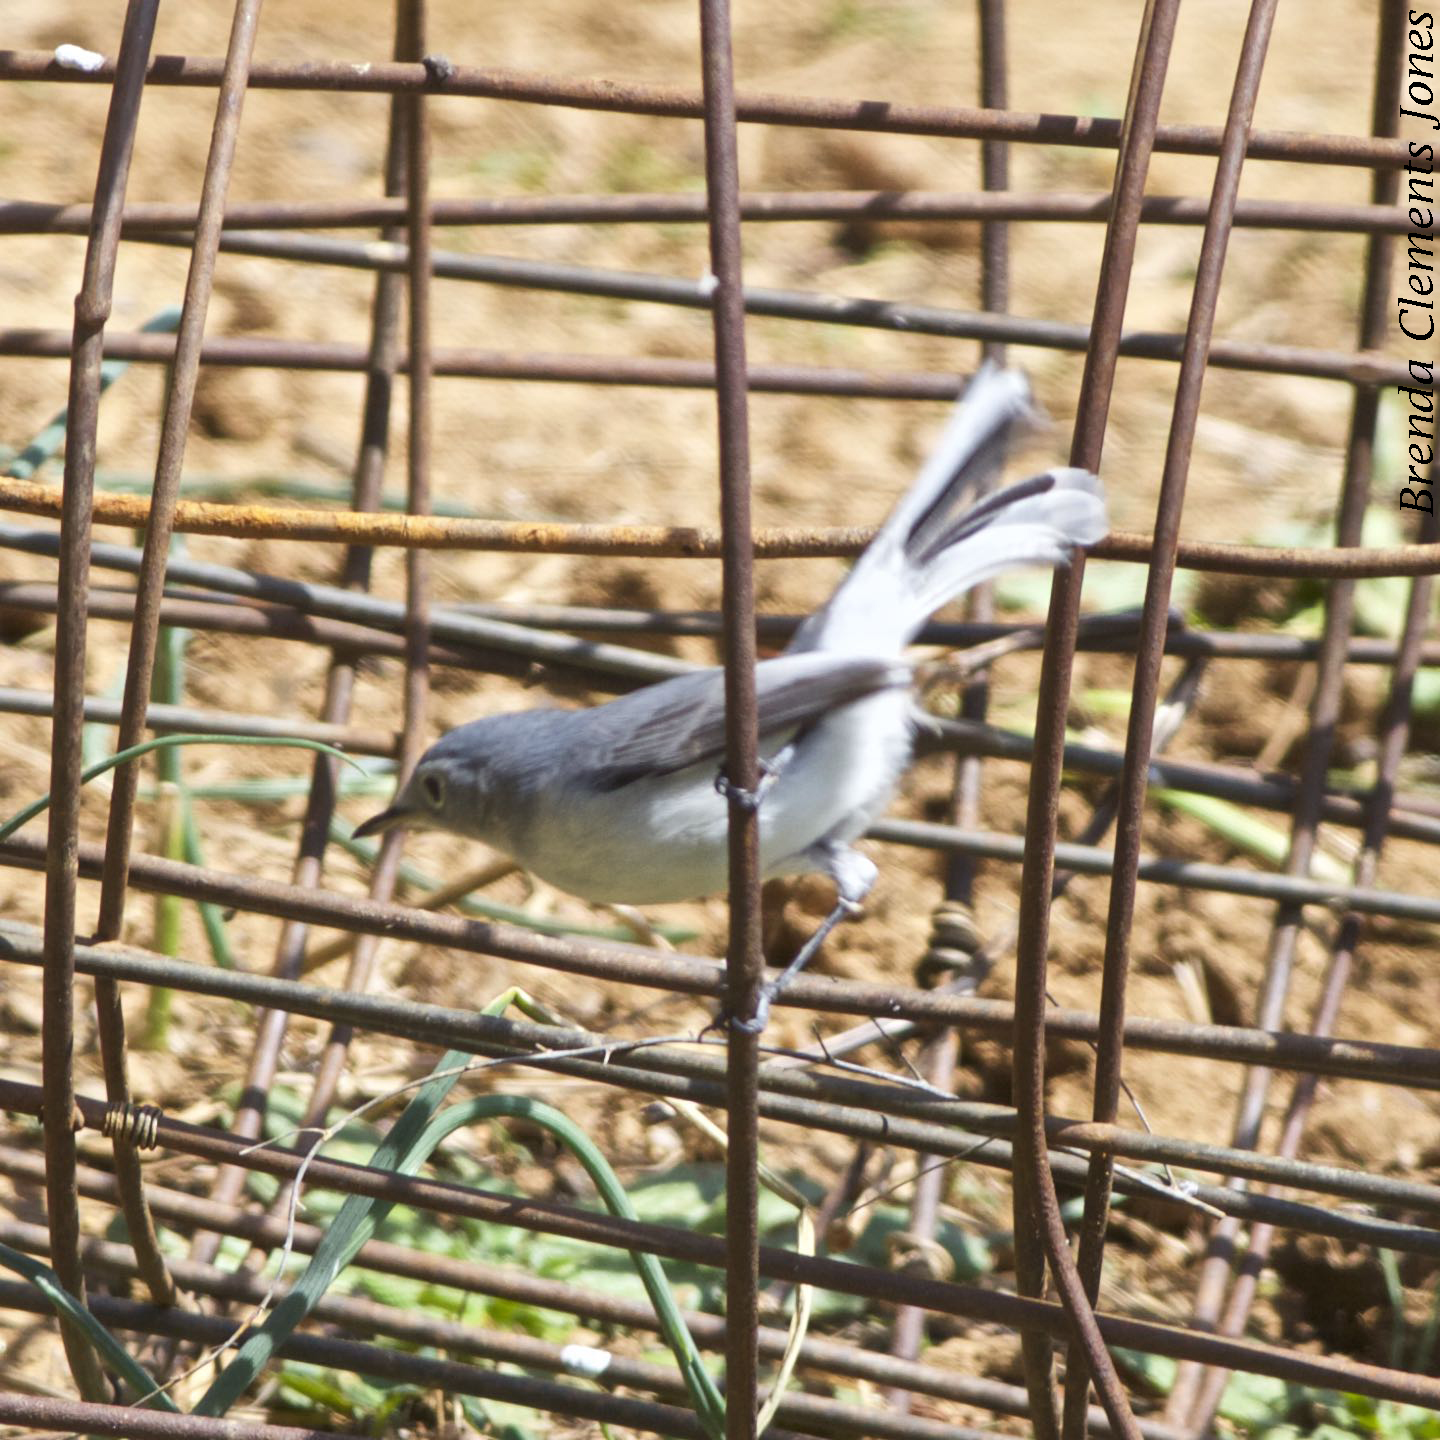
[356,365,1107,1031]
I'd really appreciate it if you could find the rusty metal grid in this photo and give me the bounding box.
[0,1,1436,1438]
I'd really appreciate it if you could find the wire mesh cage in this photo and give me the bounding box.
[0,0,1437,1437]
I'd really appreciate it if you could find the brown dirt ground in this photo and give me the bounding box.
[1,0,1438,1432]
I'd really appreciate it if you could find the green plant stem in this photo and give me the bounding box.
[4,308,182,480]
[144,616,188,1048]
[196,990,726,1438]
[0,1241,175,1409]
[0,733,366,843]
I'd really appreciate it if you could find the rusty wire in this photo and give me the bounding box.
[1167,5,1423,1430]
[36,0,161,1400]
[1065,2,1280,1429]
[2,1072,1437,1416]
[9,478,1440,573]
[0,188,1433,237]
[0,46,1415,167]
[1,0,1437,1436]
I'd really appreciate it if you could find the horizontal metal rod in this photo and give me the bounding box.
[0,580,565,684]
[0,50,1409,169]
[0,1142,1164,1438]
[0,1278,716,1440]
[0,303,1421,390]
[1,849,1436,1085]
[0,685,398,756]
[0,190,1429,237]
[8,576,1438,676]
[0,1074,1434,1410]
[5,627,1434,852]
[919,717,1440,848]
[81,227,1436,394]
[5,480,1439,578]
[869,817,1440,925]
[0,329,968,400]
[13,742,1435,927]
[429,601,1440,668]
[5,919,1440,1220]
[0,523,693,685]
[0,1391,339,1440]
[9,670,1432,849]
[7,576,1437,848]
[1,1216,991,1440]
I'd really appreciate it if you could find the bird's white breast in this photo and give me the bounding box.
[509,686,914,905]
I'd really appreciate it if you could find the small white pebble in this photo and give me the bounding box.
[560,1344,614,1378]
[55,44,106,72]
[697,272,719,299]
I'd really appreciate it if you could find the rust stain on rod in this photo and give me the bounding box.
[4,479,1439,577]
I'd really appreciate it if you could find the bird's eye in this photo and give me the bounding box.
[420,772,445,808]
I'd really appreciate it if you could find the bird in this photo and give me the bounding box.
[355,365,1108,1031]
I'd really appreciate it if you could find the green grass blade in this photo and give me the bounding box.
[0,1241,176,1410]
[179,788,236,969]
[0,733,367,843]
[198,991,725,1437]
[144,612,189,1048]
[5,308,182,480]
[1154,789,1351,885]
[195,991,525,1417]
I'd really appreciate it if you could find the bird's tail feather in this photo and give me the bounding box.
[793,367,1107,654]
[909,466,1107,620]
[879,363,1037,564]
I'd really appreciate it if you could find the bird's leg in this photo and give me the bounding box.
[712,739,798,811]
[727,842,876,1036]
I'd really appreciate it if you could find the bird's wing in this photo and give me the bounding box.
[584,652,909,791]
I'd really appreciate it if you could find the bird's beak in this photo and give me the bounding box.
[352,803,413,840]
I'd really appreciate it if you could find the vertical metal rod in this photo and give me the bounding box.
[187,12,411,1273]
[697,0,763,1432]
[1009,0,1180,1434]
[83,0,264,1308]
[40,0,162,1397]
[949,0,1011,892]
[1062,1,1279,1434]
[93,0,265,938]
[1185,501,1438,1436]
[976,0,1010,358]
[194,8,418,1284]
[1167,3,1409,1424]
[398,0,433,730]
[888,0,1012,1399]
[299,79,412,1133]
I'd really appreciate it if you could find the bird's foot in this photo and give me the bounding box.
[710,887,866,1036]
[713,743,795,812]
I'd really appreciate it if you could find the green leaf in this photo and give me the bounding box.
[1155,788,1351,886]
[1217,1371,1294,1429]
[0,1241,176,1410]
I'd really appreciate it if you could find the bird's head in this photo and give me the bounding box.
[353,723,499,841]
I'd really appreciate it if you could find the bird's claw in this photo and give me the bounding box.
[713,753,787,812]
[713,770,763,811]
